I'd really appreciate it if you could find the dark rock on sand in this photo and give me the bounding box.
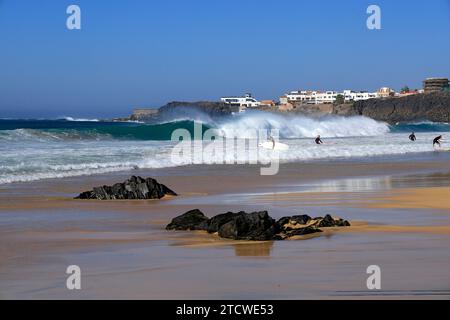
[206,211,246,233]
[165,210,279,240]
[273,226,321,240]
[166,210,350,241]
[275,214,350,239]
[277,214,312,228]
[75,176,177,200]
[217,211,279,241]
[275,215,319,239]
[166,209,209,231]
[312,214,351,227]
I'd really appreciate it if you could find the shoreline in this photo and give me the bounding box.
[1,155,450,299]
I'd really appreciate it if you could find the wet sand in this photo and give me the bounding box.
[368,187,450,210]
[1,154,450,299]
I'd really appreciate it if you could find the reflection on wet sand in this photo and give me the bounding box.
[168,231,274,257]
[302,172,450,194]
[305,176,393,193]
[233,241,273,257]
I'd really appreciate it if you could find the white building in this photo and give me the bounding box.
[316,91,339,104]
[281,89,378,105]
[221,93,261,110]
[284,90,318,104]
[342,90,378,102]
[279,95,289,105]
[377,87,395,98]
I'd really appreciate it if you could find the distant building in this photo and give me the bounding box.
[260,100,276,107]
[221,93,261,111]
[377,87,395,98]
[399,89,420,98]
[423,78,449,93]
[342,90,378,102]
[279,95,289,105]
[284,90,318,104]
[283,89,378,105]
[316,91,339,104]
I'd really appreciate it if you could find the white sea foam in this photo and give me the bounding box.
[63,116,100,122]
[218,111,390,138]
[0,132,444,184]
[0,113,447,184]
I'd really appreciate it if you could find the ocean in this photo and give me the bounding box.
[1,111,449,184]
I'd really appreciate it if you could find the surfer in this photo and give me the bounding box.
[268,136,275,149]
[315,135,323,145]
[433,135,443,148]
[409,132,416,141]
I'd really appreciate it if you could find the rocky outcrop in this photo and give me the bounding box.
[206,211,247,233]
[127,101,239,122]
[166,209,209,230]
[159,101,239,116]
[166,210,350,241]
[274,214,350,240]
[75,176,177,200]
[217,211,278,241]
[341,91,450,123]
[129,108,159,121]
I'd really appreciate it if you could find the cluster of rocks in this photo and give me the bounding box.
[166,209,350,241]
[75,176,177,200]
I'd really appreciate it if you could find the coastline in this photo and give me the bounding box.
[1,153,450,299]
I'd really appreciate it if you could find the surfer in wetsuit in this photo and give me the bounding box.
[315,135,323,145]
[409,132,416,141]
[433,135,443,148]
[268,136,275,149]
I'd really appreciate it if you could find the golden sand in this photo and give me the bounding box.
[367,186,450,210]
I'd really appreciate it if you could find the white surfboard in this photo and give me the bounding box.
[259,141,289,151]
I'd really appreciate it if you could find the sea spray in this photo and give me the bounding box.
[218,111,390,138]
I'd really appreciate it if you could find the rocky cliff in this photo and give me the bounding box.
[340,91,450,123]
[126,92,450,123]
[159,101,239,115]
[128,101,238,122]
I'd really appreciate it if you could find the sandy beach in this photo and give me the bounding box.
[1,153,450,299]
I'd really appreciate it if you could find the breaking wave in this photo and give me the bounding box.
[1,113,450,184]
[0,112,395,142]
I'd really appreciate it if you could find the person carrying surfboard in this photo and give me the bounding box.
[409,132,416,141]
[433,135,443,148]
[315,135,323,145]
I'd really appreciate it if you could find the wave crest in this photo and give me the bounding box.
[218,111,390,138]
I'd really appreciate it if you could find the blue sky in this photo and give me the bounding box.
[0,0,449,118]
